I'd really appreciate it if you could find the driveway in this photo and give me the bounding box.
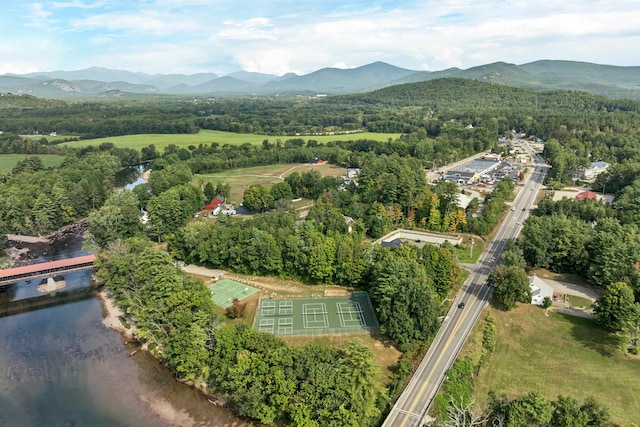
[539,277,601,301]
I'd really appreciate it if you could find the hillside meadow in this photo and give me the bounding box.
[460,304,640,425]
[59,129,401,151]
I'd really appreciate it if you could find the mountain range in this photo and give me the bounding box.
[2,60,640,100]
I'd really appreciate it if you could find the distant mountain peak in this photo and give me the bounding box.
[1,60,639,100]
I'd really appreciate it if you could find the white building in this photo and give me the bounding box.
[530,275,554,306]
[583,161,610,180]
[456,193,474,210]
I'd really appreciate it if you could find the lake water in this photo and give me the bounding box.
[0,236,252,427]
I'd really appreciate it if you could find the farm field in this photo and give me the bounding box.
[0,154,66,173]
[197,162,347,203]
[461,304,640,424]
[59,129,401,151]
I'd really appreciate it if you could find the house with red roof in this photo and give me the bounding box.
[576,190,598,201]
[204,195,225,214]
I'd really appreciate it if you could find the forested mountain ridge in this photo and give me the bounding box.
[2,60,640,100]
[1,79,639,142]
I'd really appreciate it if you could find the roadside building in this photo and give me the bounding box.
[375,229,462,248]
[530,275,554,306]
[445,159,502,185]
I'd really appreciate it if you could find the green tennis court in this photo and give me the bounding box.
[253,292,379,336]
[209,279,260,308]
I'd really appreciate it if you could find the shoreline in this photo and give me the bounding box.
[97,288,131,337]
[97,288,233,423]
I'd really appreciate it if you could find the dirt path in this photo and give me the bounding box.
[278,165,301,179]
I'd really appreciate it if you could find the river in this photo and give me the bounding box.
[0,239,251,424]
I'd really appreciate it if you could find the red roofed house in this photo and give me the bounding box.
[576,190,598,201]
[204,195,225,214]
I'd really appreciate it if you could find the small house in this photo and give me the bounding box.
[576,190,598,201]
[204,195,225,215]
[343,215,356,233]
[530,275,554,306]
[583,161,610,180]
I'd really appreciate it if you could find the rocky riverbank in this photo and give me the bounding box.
[45,218,88,241]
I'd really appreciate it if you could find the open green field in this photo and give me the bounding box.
[60,130,401,151]
[0,154,66,173]
[197,162,347,203]
[467,305,640,424]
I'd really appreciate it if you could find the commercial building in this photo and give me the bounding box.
[444,159,502,185]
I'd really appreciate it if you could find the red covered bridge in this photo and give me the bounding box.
[0,255,96,286]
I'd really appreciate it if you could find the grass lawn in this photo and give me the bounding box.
[464,305,640,424]
[452,235,485,264]
[196,162,347,204]
[566,295,594,309]
[0,154,66,173]
[59,130,401,151]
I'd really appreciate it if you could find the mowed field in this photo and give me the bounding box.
[0,154,66,173]
[197,162,347,203]
[60,130,401,151]
[461,305,640,424]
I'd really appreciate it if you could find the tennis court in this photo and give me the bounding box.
[208,279,259,308]
[253,292,379,336]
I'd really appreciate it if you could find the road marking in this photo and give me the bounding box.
[387,159,543,426]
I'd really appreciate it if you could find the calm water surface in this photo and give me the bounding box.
[0,237,252,427]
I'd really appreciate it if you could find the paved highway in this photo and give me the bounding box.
[383,145,547,427]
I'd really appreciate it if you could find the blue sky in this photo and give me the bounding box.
[2,0,640,76]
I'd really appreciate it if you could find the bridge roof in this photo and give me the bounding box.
[0,254,96,279]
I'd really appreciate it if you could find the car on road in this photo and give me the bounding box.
[458,302,465,309]
[510,206,515,211]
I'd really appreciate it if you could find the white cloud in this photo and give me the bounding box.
[49,1,105,9]
[88,34,114,45]
[216,18,278,40]
[4,0,640,75]
[69,10,198,35]
[25,2,56,28]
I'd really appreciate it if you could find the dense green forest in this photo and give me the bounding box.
[3,78,640,424]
